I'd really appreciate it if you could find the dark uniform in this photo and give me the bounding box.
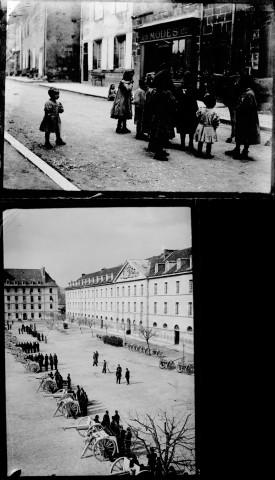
[125,427,132,456]
[49,354,53,370]
[53,354,58,370]
[116,365,122,384]
[125,368,130,385]
[102,360,107,373]
[44,354,49,371]
[102,411,110,429]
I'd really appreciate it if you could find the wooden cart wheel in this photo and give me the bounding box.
[89,423,104,434]
[46,380,56,392]
[110,457,128,474]
[159,360,166,369]
[186,364,195,375]
[93,437,116,461]
[168,360,176,370]
[62,400,78,418]
[76,416,92,436]
[177,364,183,373]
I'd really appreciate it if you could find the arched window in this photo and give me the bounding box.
[22,279,26,285]
[174,324,179,330]
[163,323,167,328]
[187,326,193,331]
[110,317,113,321]
[121,318,124,323]
[139,321,142,325]
[153,322,157,327]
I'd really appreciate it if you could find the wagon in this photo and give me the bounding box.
[110,457,150,476]
[63,416,103,437]
[81,427,118,461]
[53,393,79,418]
[23,360,40,373]
[158,358,177,370]
[176,359,195,375]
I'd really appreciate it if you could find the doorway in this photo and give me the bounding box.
[143,41,172,75]
[174,325,180,345]
[83,43,89,81]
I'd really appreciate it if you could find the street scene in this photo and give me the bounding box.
[4,207,195,477]
[4,1,274,192]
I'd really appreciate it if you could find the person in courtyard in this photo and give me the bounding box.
[110,416,120,437]
[176,71,199,151]
[132,78,146,140]
[53,353,58,370]
[107,83,117,101]
[45,335,47,344]
[44,354,49,371]
[67,373,71,390]
[125,427,132,457]
[116,365,122,384]
[118,425,126,455]
[102,359,107,373]
[93,352,97,366]
[49,354,53,370]
[225,75,261,160]
[102,410,110,429]
[194,94,220,158]
[110,69,134,134]
[39,87,66,149]
[94,414,100,423]
[125,368,130,385]
[141,72,155,138]
[113,410,120,424]
[147,65,177,160]
[76,385,81,403]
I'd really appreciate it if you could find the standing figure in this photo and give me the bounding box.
[38,354,43,372]
[132,79,146,139]
[113,410,120,425]
[176,71,199,151]
[147,447,157,474]
[194,94,220,158]
[49,354,53,370]
[125,368,130,385]
[53,353,58,370]
[147,65,177,160]
[102,411,110,429]
[225,75,261,160]
[67,373,71,390]
[41,333,44,341]
[102,360,107,374]
[116,365,122,384]
[44,354,49,371]
[125,427,132,457]
[141,73,155,138]
[111,70,134,134]
[39,87,66,149]
[93,352,97,366]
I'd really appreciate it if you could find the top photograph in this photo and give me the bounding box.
[3,0,274,193]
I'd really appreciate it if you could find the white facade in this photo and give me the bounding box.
[81,1,133,81]
[65,249,193,350]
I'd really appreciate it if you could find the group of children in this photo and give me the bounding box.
[40,71,260,161]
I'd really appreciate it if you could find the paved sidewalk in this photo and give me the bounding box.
[7,76,272,131]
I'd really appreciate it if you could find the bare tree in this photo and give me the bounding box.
[139,326,157,355]
[128,410,196,476]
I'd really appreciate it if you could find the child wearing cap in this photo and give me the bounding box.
[40,87,66,149]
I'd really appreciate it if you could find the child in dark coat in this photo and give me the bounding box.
[40,87,66,149]
[110,70,134,133]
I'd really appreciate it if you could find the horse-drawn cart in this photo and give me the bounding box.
[159,357,194,374]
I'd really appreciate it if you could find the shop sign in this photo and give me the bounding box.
[137,23,195,43]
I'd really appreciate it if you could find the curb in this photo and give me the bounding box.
[38,83,108,99]
[4,132,81,191]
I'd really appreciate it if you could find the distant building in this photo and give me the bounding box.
[65,248,193,351]
[6,0,81,81]
[4,267,59,321]
[80,1,134,86]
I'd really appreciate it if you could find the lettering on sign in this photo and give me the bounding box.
[138,26,192,43]
[119,265,140,280]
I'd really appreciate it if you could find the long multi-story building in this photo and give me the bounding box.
[65,248,193,351]
[4,267,59,322]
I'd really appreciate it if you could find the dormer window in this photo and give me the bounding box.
[177,258,181,270]
[22,279,26,285]
[37,280,41,285]
[101,275,104,282]
[155,264,158,274]
[6,279,10,285]
[14,280,18,285]
[165,261,170,273]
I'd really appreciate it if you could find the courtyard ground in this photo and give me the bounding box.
[5,319,195,476]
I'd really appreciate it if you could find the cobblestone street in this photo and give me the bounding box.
[6,319,194,476]
[4,79,272,192]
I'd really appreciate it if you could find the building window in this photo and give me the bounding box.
[154,302,157,314]
[128,302,130,312]
[153,322,157,327]
[50,288,52,293]
[110,302,113,310]
[93,40,102,69]
[105,288,107,297]
[101,289,102,297]
[122,302,124,312]
[122,286,124,296]
[38,296,41,301]
[94,1,103,20]
[117,287,119,297]
[187,326,193,331]
[31,296,34,302]
[38,288,40,293]
[114,35,126,69]
[128,286,130,296]
[141,284,143,295]
[171,38,186,80]
[175,302,179,315]
[164,282,168,294]
[101,302,102,310]
[6,287,10,292]
[31,313,34,319]
[117,302,119,312]
[189,280,193,293]
[15,296,18,301]
[111,288,113,296]
[154,283,157,295]
[164,302,167,314]
[140,302,143,312]
[7,304,10,310]
[134,302,136,312]
[188,302,193,316]
[23,305,26,310]
[31,305,34,310]
[163,323,167,328]
[176,281,180,294]
[38,304,41,309]
[134,285,136,296]
[7,296,10,301]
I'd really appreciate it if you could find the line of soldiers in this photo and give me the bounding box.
[16,341,40,353]
[18,323,46,342]
[96,410,132,456]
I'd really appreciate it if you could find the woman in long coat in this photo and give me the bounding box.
[225,75,260,160]
[111,70,134,133]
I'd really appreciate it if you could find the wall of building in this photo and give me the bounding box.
[4,284,59,321]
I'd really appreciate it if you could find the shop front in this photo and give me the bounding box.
[135,17,200,84]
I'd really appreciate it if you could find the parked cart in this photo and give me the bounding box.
[176,358,195,375]
[158,358,176,370]
[63,417,103,437]
[110,456,150,476]
[81,427,118,461]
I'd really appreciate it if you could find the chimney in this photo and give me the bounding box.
[82,273,85,277]
[40,266,46,283]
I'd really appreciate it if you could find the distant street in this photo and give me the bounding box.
[4,79,272,192]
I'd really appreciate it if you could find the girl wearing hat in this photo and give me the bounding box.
[40,87,66,149]
[110,70,134,134]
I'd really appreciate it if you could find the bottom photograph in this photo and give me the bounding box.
[3,207,196,477]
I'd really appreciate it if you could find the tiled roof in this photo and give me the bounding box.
[4,268,57,285]
[149,248,192,277]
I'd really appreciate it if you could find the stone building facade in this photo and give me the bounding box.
[65,248,193,352]
[6,0,81,81]
[4,267,59,321]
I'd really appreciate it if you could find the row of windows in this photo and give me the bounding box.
[91,35,126,70]
[68,280,192,299]
[6,313,42,319]
[5,287,54,294]
[6,304,54,310]
[68,301,193,316]
[6,296,54,302]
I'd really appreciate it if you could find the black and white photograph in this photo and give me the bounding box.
[2,0,274,192]
[4,207,195,476]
